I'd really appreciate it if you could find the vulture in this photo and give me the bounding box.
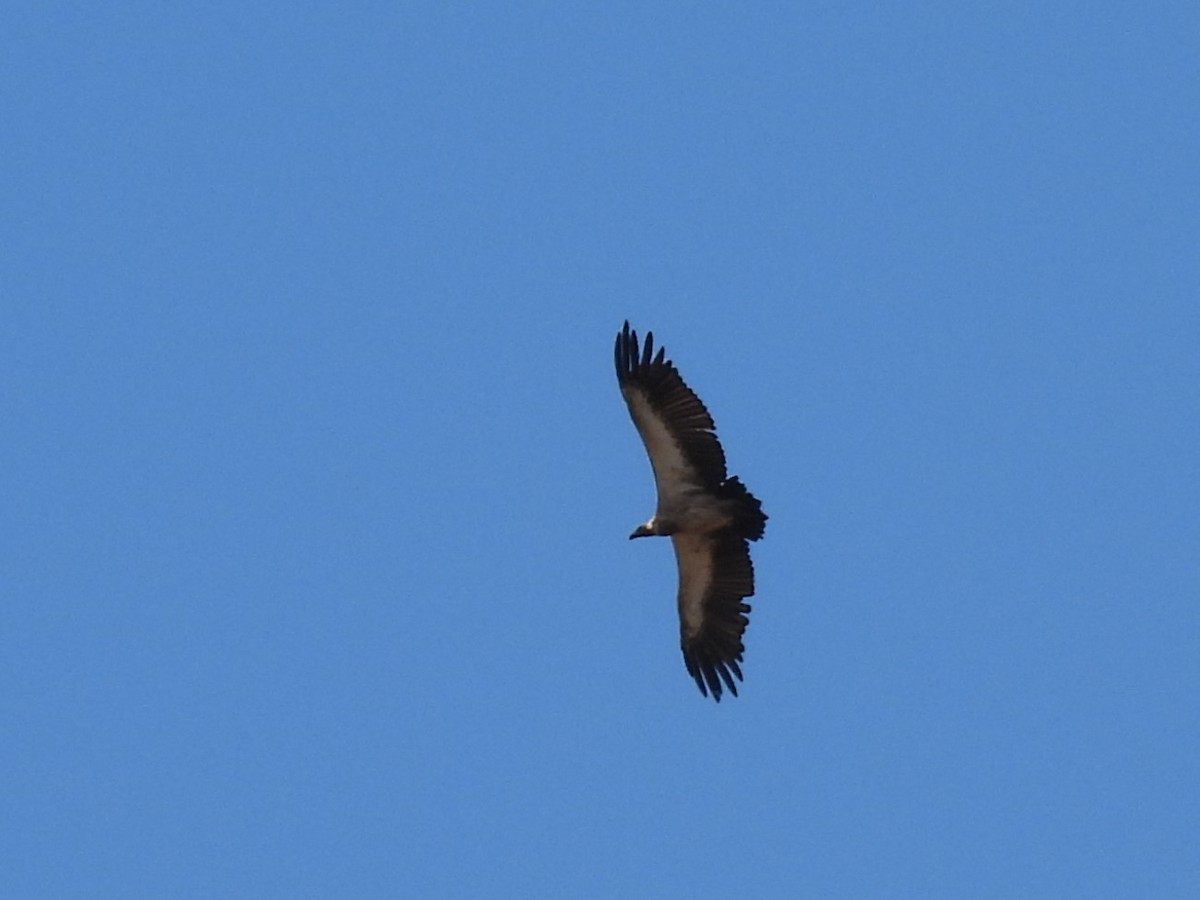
[614,321,767,701]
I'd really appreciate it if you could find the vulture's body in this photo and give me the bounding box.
[614,322,767,701]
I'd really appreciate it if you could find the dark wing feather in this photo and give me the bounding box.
[614,321,727,490]
[673,530,755,702]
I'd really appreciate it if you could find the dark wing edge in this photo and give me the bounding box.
[614,321,727,488]
[681,532,755,702]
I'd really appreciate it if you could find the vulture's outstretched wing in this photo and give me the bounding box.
[615,321,727,496]
[673,531,755,700]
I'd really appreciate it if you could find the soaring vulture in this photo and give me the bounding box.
[614,321,767,701]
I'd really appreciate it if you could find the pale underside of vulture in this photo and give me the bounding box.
[614,321,767,701]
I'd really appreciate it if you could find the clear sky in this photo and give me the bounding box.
[3,4,1198,898]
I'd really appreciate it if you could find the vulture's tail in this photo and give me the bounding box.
[719,477,768,541]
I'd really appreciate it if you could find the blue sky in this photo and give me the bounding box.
[3,3,1198,897]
